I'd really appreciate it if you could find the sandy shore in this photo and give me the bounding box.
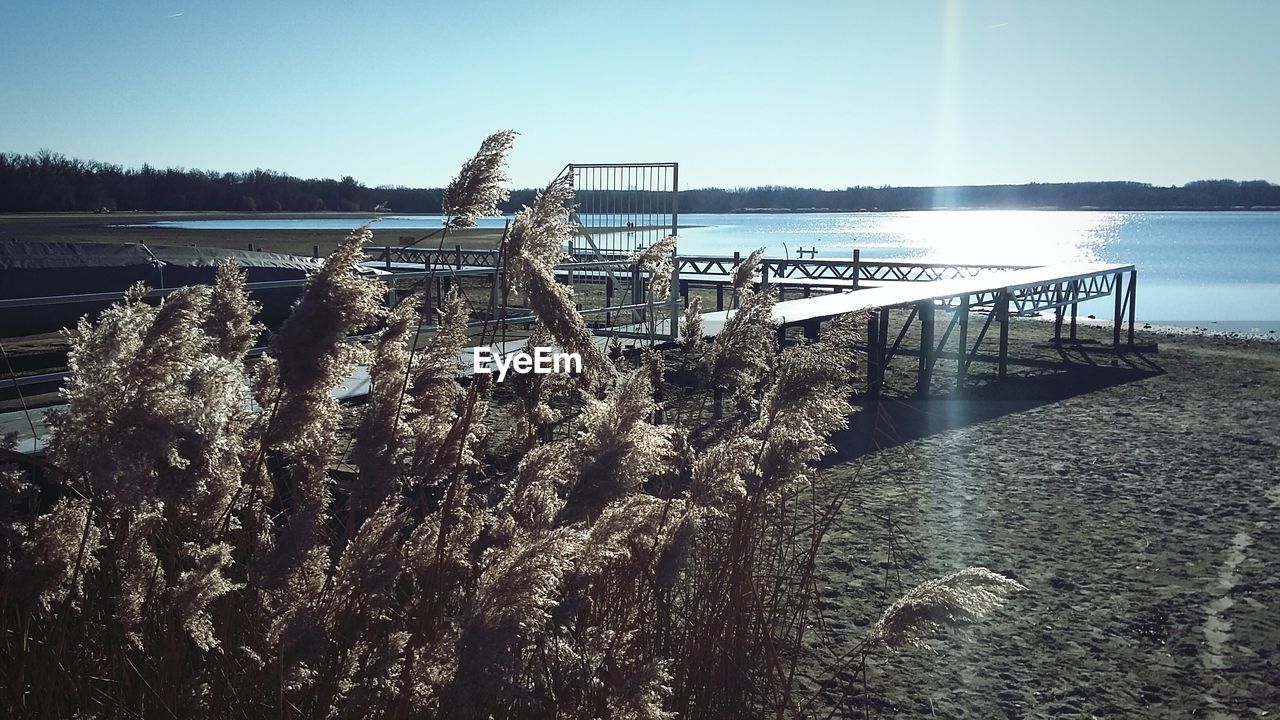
[803,317,1280,717]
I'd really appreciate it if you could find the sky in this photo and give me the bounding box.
[2,0,1278,190]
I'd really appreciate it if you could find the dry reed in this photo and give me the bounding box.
[0,132,1022,719]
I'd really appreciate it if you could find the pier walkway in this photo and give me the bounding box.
[2,254,1139,455]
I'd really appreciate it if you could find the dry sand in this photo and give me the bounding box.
[803,317,1280,718]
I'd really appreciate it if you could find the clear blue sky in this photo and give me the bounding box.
[3,0,1277,190]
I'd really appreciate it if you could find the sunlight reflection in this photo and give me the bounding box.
[822,210,1122,265]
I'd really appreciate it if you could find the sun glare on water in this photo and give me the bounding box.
[835,210,1123,266]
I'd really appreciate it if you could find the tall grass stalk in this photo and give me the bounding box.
[0,133,1021,719]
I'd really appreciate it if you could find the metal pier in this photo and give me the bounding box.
[2,251,1140,455]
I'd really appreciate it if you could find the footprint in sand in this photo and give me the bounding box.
[1200,531,1252,670]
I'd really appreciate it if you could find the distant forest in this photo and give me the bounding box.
[4,150,1280,214]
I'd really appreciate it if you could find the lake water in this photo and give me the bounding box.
[135,211,1280,328]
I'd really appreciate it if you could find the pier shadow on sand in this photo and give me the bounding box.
[825,342,1164,463]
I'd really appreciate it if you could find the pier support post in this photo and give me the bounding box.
[1069,279,1080,341]
[997,291,1010,380]
[956,295,970,390]
[878,308,890,393]
[716,284,724,311]
[866,310,883,402]
[1127,269,1137,345]
[803,319,820,340]
[852,249,860,290]
[1113,272,1124,351]
[917,300,935,398]
[1053,282,1064,342]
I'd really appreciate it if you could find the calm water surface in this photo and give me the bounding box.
[136,211,1280,326]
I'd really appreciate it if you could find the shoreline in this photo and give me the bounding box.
[1021,312,1280,342]
[804,318,1280,716]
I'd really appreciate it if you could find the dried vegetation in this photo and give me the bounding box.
[0,132,1020,718]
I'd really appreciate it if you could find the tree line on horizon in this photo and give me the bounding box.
[3,149,1279,214]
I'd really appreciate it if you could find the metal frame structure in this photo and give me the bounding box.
[853,266,1139,399]
[677,260,1139,401]
[563,162,679,259]
[360,248,1139,365]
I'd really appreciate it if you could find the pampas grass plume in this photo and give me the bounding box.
[868,567,1026,649]
[443,130,516,229]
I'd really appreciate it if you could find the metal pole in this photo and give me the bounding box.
[633,263,644,306]
[668,262,680,342]
[957,294,970,389]
[1112,272,1123,351]
[917,300,935,398]
[852,248,860,290]
[671,163,679,240]
[878,307,890,391]
[1069,279,1079,341]
[866,309,882,402]
[567,238,575,287]
[1127,269,1137,345]
[489,265,499,320]
[997,291,1010,380]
